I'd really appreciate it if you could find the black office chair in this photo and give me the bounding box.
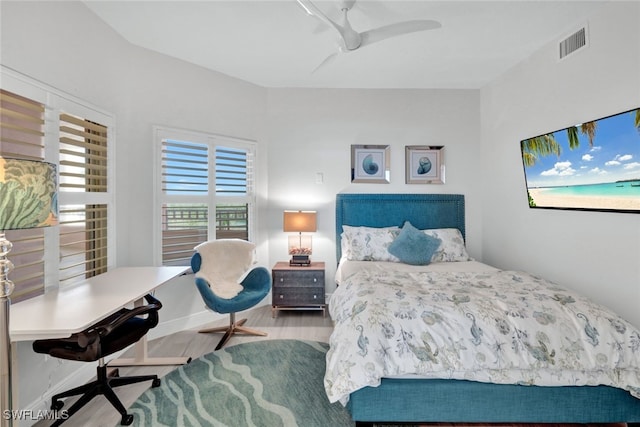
[32,294,163,426]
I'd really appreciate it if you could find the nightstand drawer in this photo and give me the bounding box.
[272,270,323,287]
[272,286,325,305]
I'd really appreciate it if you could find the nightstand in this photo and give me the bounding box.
[271,261,326,318]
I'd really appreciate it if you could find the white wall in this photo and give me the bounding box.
[480,2,640,327]
[265,88,482,289]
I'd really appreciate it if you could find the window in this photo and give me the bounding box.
[0,89,47,301]
[58,113,110,286]
[156,128,256,266]
[1,70,114,298]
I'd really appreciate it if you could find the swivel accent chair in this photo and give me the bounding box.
[32,294,163,426]
[191,239,271,350]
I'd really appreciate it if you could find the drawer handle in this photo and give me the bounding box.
[280,278,284,282]
[313,278,317,283]
[313,295,317,299]
[279,295,284,299]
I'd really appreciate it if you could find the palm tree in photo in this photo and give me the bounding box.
[521,134,561,167]
[581,121,597,146]
[567,126,579,149]
[523,108,639,167]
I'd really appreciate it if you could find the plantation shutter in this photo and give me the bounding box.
[214,146,251,240]
[0,89,45,160]
[158,131,255,266]
[161,139,209,266]
[0,89,47,300]
[58,113,109,286]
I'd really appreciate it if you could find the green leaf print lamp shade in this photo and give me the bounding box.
[0,156,58,421]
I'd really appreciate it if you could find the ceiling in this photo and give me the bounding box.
[83,0,608,89]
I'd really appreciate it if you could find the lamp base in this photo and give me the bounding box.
[289,255,311,267]
[0,232,14,427]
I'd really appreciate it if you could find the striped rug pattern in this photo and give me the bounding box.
[128,339,354,426]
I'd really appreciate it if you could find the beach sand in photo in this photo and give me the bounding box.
[528,188,640,211]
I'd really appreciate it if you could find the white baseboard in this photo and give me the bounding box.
[147,309,224,340]
[148,300,271,340]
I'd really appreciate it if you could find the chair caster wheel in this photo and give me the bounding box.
[120,414,134,425]
[152,378,161,387]
[51,400,64,411]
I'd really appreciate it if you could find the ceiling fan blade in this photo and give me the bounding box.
[312,51,339,74]
[296,0,348,42]
[360,20,441,48]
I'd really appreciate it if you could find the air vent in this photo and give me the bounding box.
[559,26,588,59]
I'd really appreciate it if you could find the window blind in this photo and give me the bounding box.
[2,76,114,299]
[58,113,109,285]
[0,89,45,159]
[161,139,208,265]
[214,146,251,241]
[159,135,254,266]
[59,113,108,192]
[0,89,47,301]
[216,146,250,196]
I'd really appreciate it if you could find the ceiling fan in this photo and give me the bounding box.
[296,0,441,71]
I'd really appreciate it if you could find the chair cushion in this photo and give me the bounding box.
[194,239,256,299]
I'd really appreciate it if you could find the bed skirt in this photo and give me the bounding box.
[347,379,640,423]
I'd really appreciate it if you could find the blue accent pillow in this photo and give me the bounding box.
[388,221,442,265]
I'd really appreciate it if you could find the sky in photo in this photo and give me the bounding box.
[523,109,640,188]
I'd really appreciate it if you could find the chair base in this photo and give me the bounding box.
[49,360,160,426]
[199,312,267,350]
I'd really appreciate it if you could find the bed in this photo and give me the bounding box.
[329,193,640,425]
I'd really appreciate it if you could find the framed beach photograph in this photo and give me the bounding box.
[520,107,640,214]
[405,145,445,184]
[351,144,390,183]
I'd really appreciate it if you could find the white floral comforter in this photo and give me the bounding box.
[325,268,640,405]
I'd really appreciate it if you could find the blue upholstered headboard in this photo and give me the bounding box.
[335,193,466,262]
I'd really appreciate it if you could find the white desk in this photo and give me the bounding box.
[10,266,190,366]
[0,267,189,426]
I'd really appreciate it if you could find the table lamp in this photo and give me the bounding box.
[0,157,58,427]
[283,210,316,266]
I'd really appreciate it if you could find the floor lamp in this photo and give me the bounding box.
[0,157,58,427]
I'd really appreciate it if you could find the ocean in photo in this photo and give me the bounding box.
[534,181,640,198]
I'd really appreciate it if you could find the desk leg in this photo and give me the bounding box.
[109,335,191,367]
[108,297,191,367]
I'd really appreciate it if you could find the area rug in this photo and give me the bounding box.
[127,339,629,427]
[128,339,354,427]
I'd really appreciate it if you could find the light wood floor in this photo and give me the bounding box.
[32,305,334,427]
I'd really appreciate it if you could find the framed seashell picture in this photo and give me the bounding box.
[405,145,445,184]
[351,144,390,183]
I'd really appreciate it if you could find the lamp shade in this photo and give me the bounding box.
[0,157,58,231]
[283,210,316,233]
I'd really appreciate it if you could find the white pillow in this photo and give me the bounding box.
[341,225,400,262]
[422,228,472,262]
